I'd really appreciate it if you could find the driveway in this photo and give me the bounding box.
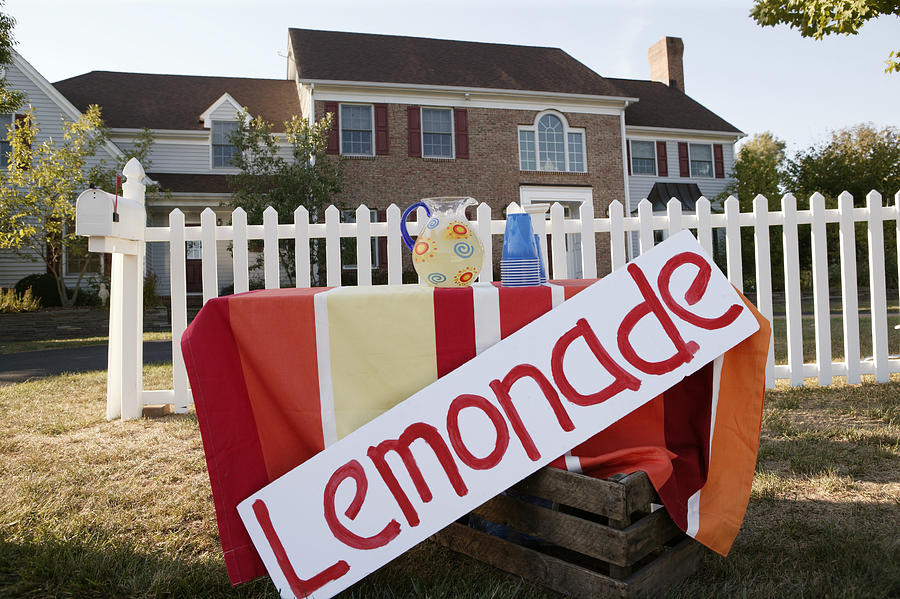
[0,340,172,385]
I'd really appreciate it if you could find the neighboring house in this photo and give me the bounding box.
[0,51,124,289]
[2,29,742,294]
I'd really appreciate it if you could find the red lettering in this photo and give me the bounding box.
[618,262,699,375]
[551,318,641,405]
[367,422,468,527]
[253,498,350,597]
[658,252,744,330]
[489,364,575,461]
[323,460,401,549]
[446,394,510,470]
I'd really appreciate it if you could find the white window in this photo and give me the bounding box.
[518,111,586,173]
[211,120,240,168]
[630,140,657,176]
[422,108,453,159]
[689,143,713,178]
[340,104,374,156]
[341,209,380,269]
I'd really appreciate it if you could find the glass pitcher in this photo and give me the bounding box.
[401,197,485,287]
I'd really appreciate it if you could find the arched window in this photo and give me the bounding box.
[518,111,586,173]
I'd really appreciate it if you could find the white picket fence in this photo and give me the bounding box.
[79,164,900,419]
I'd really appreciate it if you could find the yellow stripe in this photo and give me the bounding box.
[327,285,438,439]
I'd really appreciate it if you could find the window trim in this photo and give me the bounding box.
[420,106,455,160]
[688,142,714,178]
[210,120,240,170]
[517,110,586,173]
[339,102,376,157]
[628,139,658,177]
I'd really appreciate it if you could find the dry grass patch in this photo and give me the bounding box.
[1,369,898,598]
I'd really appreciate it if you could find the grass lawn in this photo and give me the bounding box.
[0,331,172,355]
[0,367,898,598]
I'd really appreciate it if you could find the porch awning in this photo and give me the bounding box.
[647,182,704,212]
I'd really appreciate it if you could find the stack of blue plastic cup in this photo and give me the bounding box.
[501,213,542,286]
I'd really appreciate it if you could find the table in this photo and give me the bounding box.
[182,281,769,585]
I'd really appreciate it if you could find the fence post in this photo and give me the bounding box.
[809,193,832,385]
[752,195,775,388]
[866,191,889,382]
[782,193,804,386]
[116,158,145,420]
[169,208,189,414]
[838,191,861,383]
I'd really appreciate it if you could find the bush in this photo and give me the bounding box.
[144,273,163,308]
[13,273,100,307]
[14,273,62,306]
[219,279,265,296]
[0,286,41,313]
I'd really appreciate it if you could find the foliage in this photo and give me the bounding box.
[0,285,40,312]
[0,106,154,307]
[14,272,62,306]
[144,272,162,309]
[750,0,900,73]
[0,1,24,113]
[226,111,344,286]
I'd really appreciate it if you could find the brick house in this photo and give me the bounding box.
[2,29,742,294]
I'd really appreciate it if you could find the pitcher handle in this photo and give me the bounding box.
[400,202,432,251]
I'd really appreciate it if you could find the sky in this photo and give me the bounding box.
[4,0,898,155]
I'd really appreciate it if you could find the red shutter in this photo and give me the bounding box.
[374,104,389,155]
[678,142,689,177]
[626,141,632,175]
[324,102,339,155]
[407,106,421,157]
[713,144,725,178]
[454,108,468,159]
[656,141,668,177]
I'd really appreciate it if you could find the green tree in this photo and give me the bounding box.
[0,106,154,306]
[750,0,900,73]
[0,1,24,113]
[785,123,900,289]
[226,111,343,286]
[723,132,789,291]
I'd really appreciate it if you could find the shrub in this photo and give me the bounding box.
[0,286,41,313]
[144,273,163,308]
[14,273,62,306]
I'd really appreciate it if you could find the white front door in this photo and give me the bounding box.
[519,186,593,279]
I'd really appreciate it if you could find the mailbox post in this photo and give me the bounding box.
[75,158,146,420]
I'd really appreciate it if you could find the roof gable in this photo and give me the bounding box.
[289,28,626,98]
[199,92,248,127]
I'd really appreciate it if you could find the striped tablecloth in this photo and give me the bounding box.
[182,280,769,585]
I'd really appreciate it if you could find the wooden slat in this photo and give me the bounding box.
[622,538,706,598]
[838,191,861,383]
[325,205,340,287]
[356,204,372,286]
[433,523,629,599]
[476,202,492,282]
[638,199,653,255]
[550,202,568,279]
[232,207,249,293]
[293,206,310,288]
[511,468,641,521]
[579,198,597,278]
[781,194,804,386]
[753,195,776,388]
[724,196,743,292]
[609,200,626,270]
[263,206,279,289]
[866,191,889,382]
[809,193,832,384]
[386,204,402,285]
[168,209,189,414]
[200,208,217,305]
[696,197,713,255]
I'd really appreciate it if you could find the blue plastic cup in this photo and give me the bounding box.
[502,213,539,261]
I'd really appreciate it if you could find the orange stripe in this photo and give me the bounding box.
[693,295,771,554]
[229,288,331,481]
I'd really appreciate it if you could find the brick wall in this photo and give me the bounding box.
[317,102,625,275]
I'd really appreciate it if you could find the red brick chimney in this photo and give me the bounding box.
[648,36,685,93]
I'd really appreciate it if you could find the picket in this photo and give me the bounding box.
[838,191,862,384]
[80,168,900,417]
[867,191,889,382]
[781,194,804,387]
[752,195,775,387]
[809,193,832,384]
[200,208,218,305]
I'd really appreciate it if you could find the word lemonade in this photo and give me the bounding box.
[238,232,760,599]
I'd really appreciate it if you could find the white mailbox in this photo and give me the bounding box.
[75,188,146,242]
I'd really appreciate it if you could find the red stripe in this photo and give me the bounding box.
[498,285,553,339]
[181,298,269,584]
[434,287,476,377]
[657,362,714,530]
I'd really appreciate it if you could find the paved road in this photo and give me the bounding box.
[0,340,172,385]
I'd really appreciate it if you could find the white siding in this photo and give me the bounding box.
[210,102,240,122]
[116,136,293,175]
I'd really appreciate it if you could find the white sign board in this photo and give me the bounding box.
[237,231,759,598]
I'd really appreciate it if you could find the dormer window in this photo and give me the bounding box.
[211,120,240,168]
[518,111,586,173]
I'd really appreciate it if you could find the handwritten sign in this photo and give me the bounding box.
[237,231,759,598]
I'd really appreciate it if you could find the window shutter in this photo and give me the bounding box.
[453,108,469,159]
[713,144,725,178]
[678,142,689,177]
[656,141,668,177]
[626,141,632,175]
[374,104,389,155]
[324,102,339,155]
[407,106,421,157]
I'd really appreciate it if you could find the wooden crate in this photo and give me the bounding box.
[432,468,706,598]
